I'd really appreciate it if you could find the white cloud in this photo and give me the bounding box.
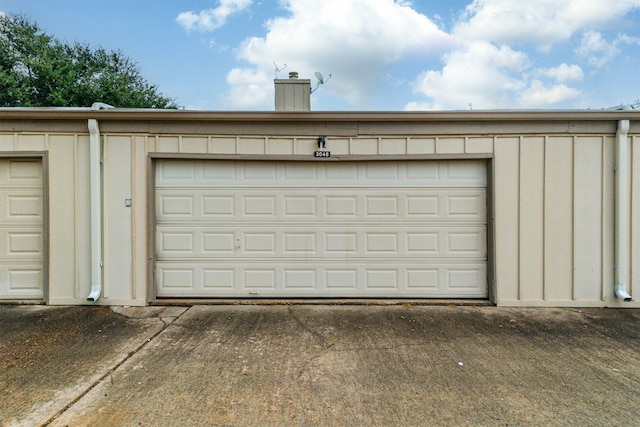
[576,30,640,67]
[411,42,529,109]
[539,63,584,82]
[224,0,456,109]
[407,0,640,110]
[455,0,640,48]
[576,30,620,67]
[209,0,638,110]
[177,0,252,32]
[518,80,581,106]
[409,44,587,109]
[222,68,272,108]
[618,34,640,45]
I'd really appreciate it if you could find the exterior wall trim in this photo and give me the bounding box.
[146,153,494,303]
[1,109,638,122]
[149,152,494,162]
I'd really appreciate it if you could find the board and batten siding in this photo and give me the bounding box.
[1,117,639,307]
[0,133,88,303]
[0,132,144,305]
[494,135,639,306]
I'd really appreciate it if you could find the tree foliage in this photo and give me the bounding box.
[0,14,177,108]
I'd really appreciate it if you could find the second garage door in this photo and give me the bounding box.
[0,158,44,300]
[155,159,487,298]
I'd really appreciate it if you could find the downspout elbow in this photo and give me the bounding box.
[91,102,115,111]
[87,283,102,302]
[615,284,633,302]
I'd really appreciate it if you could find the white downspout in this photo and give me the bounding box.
[87,118,103,302]
[614,109,633,301]
[86,102,114,302]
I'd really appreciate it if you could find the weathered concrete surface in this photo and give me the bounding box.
[1,305,639,426]
[0,306,179,427]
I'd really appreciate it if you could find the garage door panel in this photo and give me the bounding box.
[0,189,43,221]
[155,160,487,298]
[448,267,488,289]
[158,266,197,292]
[156,226,485,259]
[448,194,485,217]
[442,160,487,183]
[156,261,486,297]
[0,228,44,258]
[156,160,486,188]
[204,196,235,216]
[156,188,485,222]
[243,196,277,216]
[0,159,44,299]
[158,194,195,217]
[0,264,43,295]
[0,159,43,184]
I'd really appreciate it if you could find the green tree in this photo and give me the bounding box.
[0,14,178,108]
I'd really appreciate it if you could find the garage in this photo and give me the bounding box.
[154,159,487,299]
[0,158,44,300]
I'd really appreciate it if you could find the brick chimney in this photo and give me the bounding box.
[274,71,311,111]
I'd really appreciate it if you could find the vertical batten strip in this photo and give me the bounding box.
[102,134,109,300]
[542,135,547,302]
[131,137,137,301]
[73,134,80,298]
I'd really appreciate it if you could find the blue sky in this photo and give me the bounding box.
[1,0,639,111]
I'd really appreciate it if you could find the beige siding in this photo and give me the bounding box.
[0,132,143,305]
[602,137,616,302]
[47,134,87,303]
[1,112,639,307]
[132,136,149,302]
[147,135,495,157]
[492,134,633,306]
[519,137,545,301]
[71,135,92,302]
[103,135,133,301]
[573,136,604,301]
[544,137,573,301]
[493,137,520,301]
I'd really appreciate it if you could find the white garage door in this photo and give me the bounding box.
[0,159,44,299]
[155,160,487,298]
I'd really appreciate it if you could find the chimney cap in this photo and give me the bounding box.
[288,71,299,79]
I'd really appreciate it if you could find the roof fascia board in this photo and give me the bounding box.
[1,109,639,123]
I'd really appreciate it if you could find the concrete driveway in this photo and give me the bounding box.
[1,304,639,426]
